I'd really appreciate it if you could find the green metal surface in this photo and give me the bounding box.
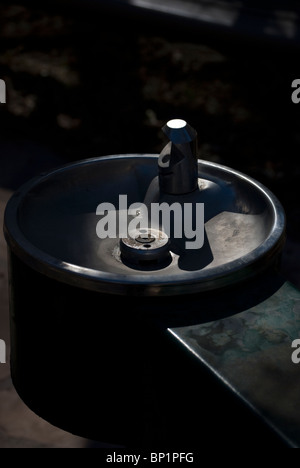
[169,281,300,447]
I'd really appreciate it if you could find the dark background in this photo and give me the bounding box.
[0,1,299,282]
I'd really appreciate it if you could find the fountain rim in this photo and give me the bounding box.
[3,154,286,296]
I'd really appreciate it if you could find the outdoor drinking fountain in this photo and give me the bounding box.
[3,119,300,447]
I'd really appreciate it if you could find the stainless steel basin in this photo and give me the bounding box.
[4,154,286,295]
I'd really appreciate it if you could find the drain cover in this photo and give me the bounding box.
[120,228,170,267]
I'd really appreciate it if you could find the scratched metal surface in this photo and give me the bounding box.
[169,281,300,447]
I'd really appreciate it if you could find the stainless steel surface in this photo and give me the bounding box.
[4,154,285,295]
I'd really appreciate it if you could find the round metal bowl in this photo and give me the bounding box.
[4,154,286,296]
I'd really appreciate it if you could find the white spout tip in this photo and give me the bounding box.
[167,119,187,129]
[162,119,197,144]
